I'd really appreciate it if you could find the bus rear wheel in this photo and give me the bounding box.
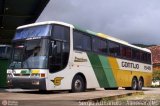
[71,75,85,93]
[138,78,144,90]
[131,77,138,90]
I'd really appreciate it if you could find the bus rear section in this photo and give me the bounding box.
[72,30,152,91]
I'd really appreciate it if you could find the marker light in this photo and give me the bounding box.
[40,73,45,78]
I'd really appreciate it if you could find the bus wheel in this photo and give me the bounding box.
[131,77,138,90]
[71,75,85,93]
[138,78,144,90]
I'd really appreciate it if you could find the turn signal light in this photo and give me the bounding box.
[40,73,45,78]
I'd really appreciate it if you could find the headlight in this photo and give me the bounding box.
[31,73,40,77]
[12,70,16,74]
[31,73,45,78]
[7,70,13,77]
[7,73,13,77]
[7,69,12,74]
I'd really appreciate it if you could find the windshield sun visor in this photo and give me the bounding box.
[13,25,51,40]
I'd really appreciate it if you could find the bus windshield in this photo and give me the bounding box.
[9,39,49,69]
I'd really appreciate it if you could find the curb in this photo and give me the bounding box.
[0,88,7,92]
[79,91,144,102]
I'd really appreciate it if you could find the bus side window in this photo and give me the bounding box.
[147,53,151,64]
[92,38,108,55]
[6,47,11,59]
[52,25,70,42]
[108,41,120,57]
[132,49,140,61]
[121,46,132,59]
[73,30,91,51]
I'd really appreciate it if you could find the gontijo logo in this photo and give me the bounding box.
[51,77,64,86]
[117,59,152,72]
[121,61,139,69]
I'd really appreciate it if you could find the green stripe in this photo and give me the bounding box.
[99,55,117,87]
[74,26,97,36]
[87,53,117,88]
[87,53,109,87]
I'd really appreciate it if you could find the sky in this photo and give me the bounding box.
[37,0,160,45]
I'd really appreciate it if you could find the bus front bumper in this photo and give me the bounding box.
[7,77,46,90]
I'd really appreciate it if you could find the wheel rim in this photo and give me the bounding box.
[133,80,137,90]
[75,79,82,90]
[139,80,143,89]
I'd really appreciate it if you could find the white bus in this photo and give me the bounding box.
[7,21,152,92]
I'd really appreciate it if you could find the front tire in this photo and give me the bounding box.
[71,75,85,93]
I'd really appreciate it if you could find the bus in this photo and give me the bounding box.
[0,45,11,87]
[7,21,152,92]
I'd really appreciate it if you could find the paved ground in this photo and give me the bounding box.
[115,88,160,106]
[117,88,160,101]
[0,87,159,106]
[0,88,142,101]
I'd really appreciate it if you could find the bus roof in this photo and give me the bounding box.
[97,33,151,53]
[17,21,151,53]
[17,21,74,29]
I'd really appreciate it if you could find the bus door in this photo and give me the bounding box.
[49,25,70,73]
[49,40,70,73]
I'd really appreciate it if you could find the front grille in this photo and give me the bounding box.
[14,74,30,76]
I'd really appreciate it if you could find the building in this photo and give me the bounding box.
[148,46,160,70]
[148,46,160,83]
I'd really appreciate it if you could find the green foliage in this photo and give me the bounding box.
[152,70,160,81]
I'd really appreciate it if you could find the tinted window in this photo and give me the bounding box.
[121,46,132,59]
[132,49,151,64]
[93,38,107,54]
[141,52,147,62]
[0,47,6,57]
[49,25,70,73]
[147,53,151,64]
[49,41,70,73]
[108,41,120,56]
[14,25,51,40]
[52,25,70,42]
[73,30,91,51]
[6,47,11,59]
[132,49,141,60]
